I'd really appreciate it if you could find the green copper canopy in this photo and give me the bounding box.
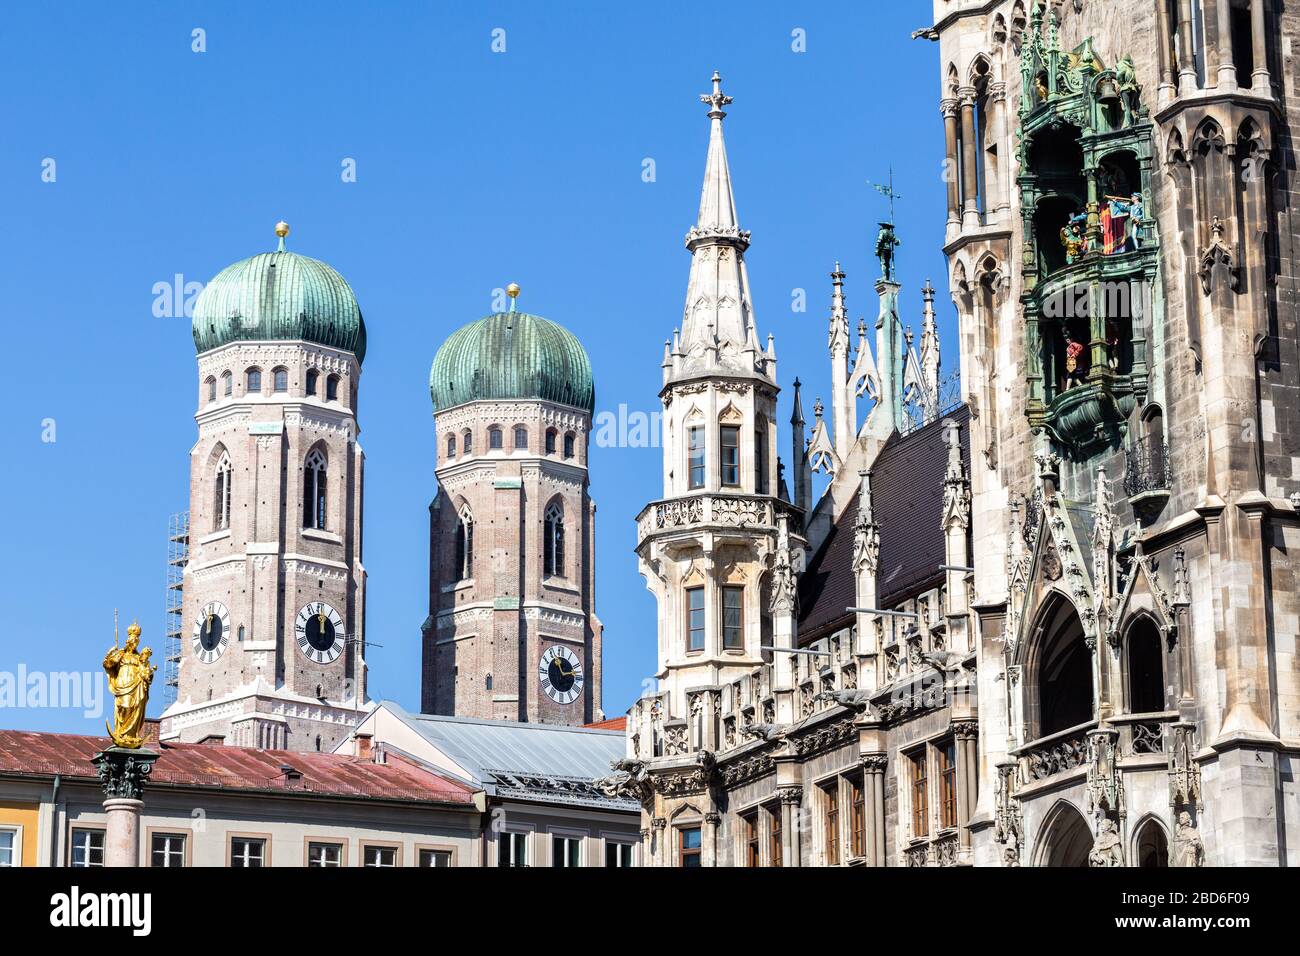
[429,311,594,414]
[191,250,367,362]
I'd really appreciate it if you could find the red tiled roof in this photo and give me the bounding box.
[584,717,627,731]
[0,730,476,806]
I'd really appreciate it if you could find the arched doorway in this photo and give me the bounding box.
[1125,617,1166,714]
[1034,802,1093,867]
[1134,817,1169,867]
[1032,595,1095,737]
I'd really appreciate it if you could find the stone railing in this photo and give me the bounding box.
[1016,720,1096,782]
[1111,711,1176,756]
[636,493,802,546]
[903,843,930,868]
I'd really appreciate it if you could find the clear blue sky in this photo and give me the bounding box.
[0,1,953,733]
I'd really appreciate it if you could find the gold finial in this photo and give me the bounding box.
[275,220,290,238]
[506,283,520,312]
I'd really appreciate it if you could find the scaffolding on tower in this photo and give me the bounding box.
[163,511,189,706]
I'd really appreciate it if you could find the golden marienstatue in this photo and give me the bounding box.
[103,620,157,749]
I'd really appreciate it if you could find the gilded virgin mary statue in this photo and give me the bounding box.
[103,621,157,749]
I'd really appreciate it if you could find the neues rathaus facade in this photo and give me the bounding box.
[608,0,1300,867]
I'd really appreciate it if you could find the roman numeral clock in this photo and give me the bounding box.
[538,644,584,705]
[192,600,231,664]
[295,602,346,665]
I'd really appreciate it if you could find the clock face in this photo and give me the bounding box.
[539,645,584,705]
[192,601,231,664]
[295,602,346,665]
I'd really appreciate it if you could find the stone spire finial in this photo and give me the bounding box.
[920,278,941,402]
[700,70,733,119]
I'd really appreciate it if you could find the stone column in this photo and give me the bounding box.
[958,88,980,228]
[651,817,667,867]
[1156,0,1177,97]
[1177,0,1199,93]
[941,98,961,233]
[91,747,159,868]
[704,811,721,867]
[1251,0,1271,93]
[1215,0,1238,89]
[777,785,803,867]
[953,720,979,859]
[988,82,1008,217]
[863,755,887,866]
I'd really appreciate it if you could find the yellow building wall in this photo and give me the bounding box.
[0,800,40,867]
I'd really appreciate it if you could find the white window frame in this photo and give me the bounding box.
[230,836,265,868]
[150,831,186,868]
[307,841,344,867]
[0,826,20,867]
[362,844,399,868]
[70,827,104,868]
[498,830,530,868]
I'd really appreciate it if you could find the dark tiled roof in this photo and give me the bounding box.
[0,730,477,805]
[798,406,971,643]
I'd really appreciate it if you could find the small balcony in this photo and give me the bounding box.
[1013,719,1096,784]
[1124,435,1171,523]
[635,493,802,549]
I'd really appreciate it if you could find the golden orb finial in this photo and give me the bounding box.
[275,220,290,238]
[506,283,520,298]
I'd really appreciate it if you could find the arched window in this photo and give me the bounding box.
[213,450,232,531]
[719,424,740,486]
[563,432,575,459]
[325,375,339,402]
[488,426,503,450]
[1032,598,1095,738]
[1126,618,1166,714]
[446,434,456,460]
[1134,818,1169,868]
[222,371,233,397]
[545,428,558,455]
[687,425,705,489]
[455,505,474,581]
[303,449,327,530]
[272,367,289,393]
[462,429,472,454]
[205,376,217,403]
[306,369,318,396]
[544,502,565,577]
[514,426,528,450]
[754,417,768,494]
[246,368,262,393]
[485,673,493,691]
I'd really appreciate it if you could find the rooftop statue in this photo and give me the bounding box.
[875,222,901,282]
[103,621,157,749]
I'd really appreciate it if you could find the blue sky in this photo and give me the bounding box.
[0,1,953,733]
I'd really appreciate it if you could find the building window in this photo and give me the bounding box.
[768,804,782,867]
[686,587,705,652]
[909,750,929,839]
[272,367,289,392]
[1126,618,1166,714]
[306,369,318,396]
[325,375,339,402]
[687,425,705,489]
[720,424,740,486]
[230,837,265,868]
[445,434,456,460]
[678,827,702,867]
[938,739,958,830]
[823,783,840,866]
[214,451,232,531]
[303,449,327,530]
[206,376,216,403]
[151,832,186,868]
[850,776,866,858]
[545,428,557,454]
[363,845,398,867]
[604,842,633,867]
[462,429,472,454]
[514,426,528,450]
[743,812,760,867]
[306,842,343,867]
[551,835,582,867]
[754,421,768,494]
[419,848,452,867]
[544,502,565,577]
[221,371,232,396]
[563,432,575,459]
[70,829,104,867]
[246,368,261,394]
[455,505,474,581]
[0,828,18,867]
[499,832,528,867]
[722,586,744,650]
[488,426,503,449]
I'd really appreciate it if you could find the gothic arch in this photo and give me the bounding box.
[1032,800,1092,867]
[1121,612,1167,714]
[1166,127,1187,166]
[1191,118,1226,156]
[1132,814,1170,867]
[991,12,1008,47]
[968,53,992,88]
[1021,590,1094,739]
[946,62,959,98]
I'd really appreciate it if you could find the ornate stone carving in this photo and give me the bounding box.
[1199,216,1240,295]
[852,471,880,574]
[1172,810,1206,867]
[1088,818,1125,867]
[92,747,160,802]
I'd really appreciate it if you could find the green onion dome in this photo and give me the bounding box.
[429,309,595,414]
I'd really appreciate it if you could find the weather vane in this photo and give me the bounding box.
[867,168,902,225]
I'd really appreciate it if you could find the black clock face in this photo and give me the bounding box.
[547,657,577,694]
[295,603,345,665]
[199,615,223,652]
[305,614,335,653]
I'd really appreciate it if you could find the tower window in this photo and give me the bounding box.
[754,421,768,494]
[489,426,503,450]
[545,428,558,455]
[246,368,261,394]
[222,371,233,397]
[563,432,576,459]
[687,426,705,490]
[514,426,528,450]
[446,434,456,460]
[462,430,472,454]
[686,586,705,652]
[214,451,232,531]
[272,367,289,393]
[544,502,565,577]
[325,375,339,402]
[306,369,318,396]
[722,585,744,650]
[720,425,740,486]
[303,449,327,530]
[455,506,474,581]
[205,377,217,403]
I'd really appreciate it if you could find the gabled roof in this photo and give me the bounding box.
[380,702,635,812]
[0,729,476,806]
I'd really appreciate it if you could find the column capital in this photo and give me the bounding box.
[861,752,889,772]
[957,85,978,105]
[952,718,980,740]
[777,784,804,806]
[940,97,960,117]
[92,747,160,802]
